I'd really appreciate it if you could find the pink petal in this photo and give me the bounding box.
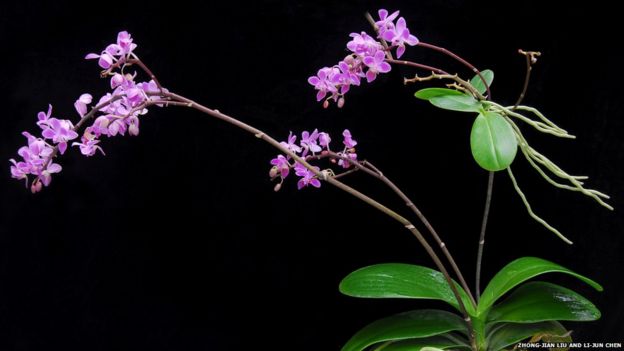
[308,76,320,85]
[58,142,67,155]
[366,70,376,83]
[79,93,93,104]
[396,17,406,32]
[406,34,419,46]
[42,128,55,139]
[362,55,375,66]
[382,30,395,42]
[98,54,113,69]
[374,50,386,62]
[40,173,52,186]
[388,10,400,21]
[310,179,321,188]
[316,90,327,102]
[396,45,405,59]
[85,53,99,60]
[47,163,62,173]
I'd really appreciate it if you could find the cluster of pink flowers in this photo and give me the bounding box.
[270,129,358,190]
[308,9,418,107]
[9,31,164,192]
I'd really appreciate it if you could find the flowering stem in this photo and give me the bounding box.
[324,152,477,308]
[40,95,123,171]
[161,90,476,344]
[411,41,497,304]
[364,12,394,61]
[475,171,494,301]
[476,52,539,299]
[417,41,492,99]
[386,58,449,75]
[127,57,164,92]
[514,50,540,108]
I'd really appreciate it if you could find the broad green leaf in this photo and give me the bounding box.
[487,281,601,323]
[340,264,475,315]
[429,94,483,112]
[469,69,494,95]
[470,111,518,171]
[372,334,470,351]
[415,88,465,100]
[487,321,568,351]
[478,257,603,315]
[341,309,468,351]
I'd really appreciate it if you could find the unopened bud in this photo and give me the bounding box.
[30,180,42,194]
[322,100,329,109]
[273,183,282,192]
[128,124,139,136]
[269,166,279,179]
[337,97,345,108]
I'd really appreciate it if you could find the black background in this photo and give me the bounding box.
[1,0,623,349]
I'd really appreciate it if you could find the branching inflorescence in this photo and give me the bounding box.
[10,31,165,193]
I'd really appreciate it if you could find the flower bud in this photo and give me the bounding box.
[337,97,345,108]
[269,166,279,179]
[30,180,42,193]
[273,183,282,192]
[322,100,329,109]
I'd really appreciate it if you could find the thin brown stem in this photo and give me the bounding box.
[336,155,477,307]
[386,58,449,75]
[163,90,476,344]
[128,57,164,92]
[514,49,540,109]
[41,95,123,171]
[475,171,494,301]
[364,12,394,61]
[294,150,478,308]
[417,41,492,99]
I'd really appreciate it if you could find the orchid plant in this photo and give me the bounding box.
[9,9,612,351]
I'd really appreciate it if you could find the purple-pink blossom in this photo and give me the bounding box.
[342,129,357,148]
[308,8,419,105]
[9,131,63,192]
[10,30,165,192]
[72,137,105,157]
[269,129,360,190]
[300,129,322,155]
[270,155,290,179]
[280,132,303,153]
[85,31,138,69]
[294,163,321,189]
[363,51,391,82]
[74,93,93,117]
[381,17,419,58]
[375,9,400,37]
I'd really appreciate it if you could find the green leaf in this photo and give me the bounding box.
[487,281,601,323]
[487,321,568,351]
[340,264,475,315]
[415,88,482,112]
[478,257,603,315]
[372,334,471,351]
[341,310,468,351]
[415,88,465,100]
[470,111,518,171]
[430,94,483,112]
[469,69,494,95]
